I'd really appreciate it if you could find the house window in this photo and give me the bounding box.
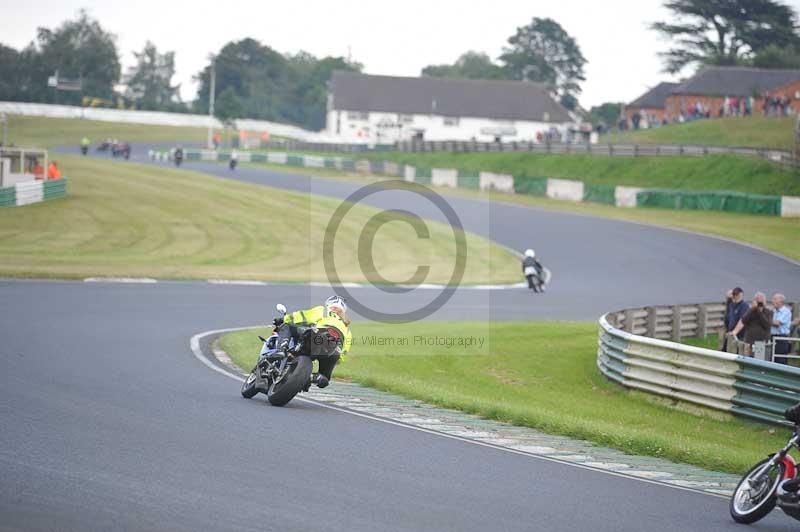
[443,117,460,126]
[347,111,369,121]
[399,114,414,124]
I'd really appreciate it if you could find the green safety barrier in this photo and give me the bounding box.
[414,168,432,185]
[323,158,336,169]
[369,160,385,174]
[0,185,16,207]
[287,155,304,166]
[636,189,782,216]
[186,151,201,161]
[43,180,67,200]
[251,153,267,163]
[583,183,616,205]
[456,170,480,190]
[513,175,547,196]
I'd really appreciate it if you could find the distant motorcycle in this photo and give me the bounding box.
[241,304,342,406]
[229,158,237,171]
[174,148,184,167]
[730,408,800,524]
[80,145,88,156]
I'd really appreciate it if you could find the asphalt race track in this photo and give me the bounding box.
[1,147,798,531]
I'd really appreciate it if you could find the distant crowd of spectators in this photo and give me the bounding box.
[723,287,798,363]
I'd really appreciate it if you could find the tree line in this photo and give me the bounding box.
[1,2,798,129]
[0,10,360,130]
[422,0,800,121]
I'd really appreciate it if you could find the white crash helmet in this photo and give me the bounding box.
[325,295,347,315]
[524,249,535,258]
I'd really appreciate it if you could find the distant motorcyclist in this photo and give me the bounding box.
[80,137,90,155]
[273,295,352,389]
[174,145,184,167]
[522,249,545,293]
[229,149,238,170]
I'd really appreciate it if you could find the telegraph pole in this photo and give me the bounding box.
[207,55,216,149]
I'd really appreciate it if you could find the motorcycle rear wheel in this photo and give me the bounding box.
[267,356,312,406]
[730,457,785,524]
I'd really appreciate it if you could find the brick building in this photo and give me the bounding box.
[665,66,800,120]
[624,82,680,128]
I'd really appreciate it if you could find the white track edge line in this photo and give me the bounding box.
[190,326,726,501]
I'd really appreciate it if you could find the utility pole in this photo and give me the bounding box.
[207,55,216,149]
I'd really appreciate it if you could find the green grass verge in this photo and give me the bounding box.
[0,155,519,283]
[220,321,790,474]
[602,115,795,151]
[5,115,209,149]
[359,151,800,196]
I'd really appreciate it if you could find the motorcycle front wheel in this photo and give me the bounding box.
[730,457,785,523]
[241,367,259,399]
[267,356,312,406]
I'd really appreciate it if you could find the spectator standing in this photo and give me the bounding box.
[763,93,770,115]
[733,292,773,356]
[771,293,793,362]
[723,287,749,350]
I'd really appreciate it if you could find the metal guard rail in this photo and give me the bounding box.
[598,313,800,427]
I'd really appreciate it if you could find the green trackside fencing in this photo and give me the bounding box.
[147,149,800,218]
[0,179,67,207]
[598,302,800,427]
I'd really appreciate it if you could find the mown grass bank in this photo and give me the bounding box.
[220,321,790,474]
[361,151,800,196]
[4,115,209,148]
[602,115,794,151]
[0,156,518,283]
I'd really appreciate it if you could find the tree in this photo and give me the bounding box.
[195,38,361,130]
[651,0,800,73]
[214,87,243,122]
[752,43,800,68]
[35,10,121,103]
[0,44,22,101]
[124,41,180,110]
[422,51,505,80]
[584,102,623,126]
[499,18,587,104]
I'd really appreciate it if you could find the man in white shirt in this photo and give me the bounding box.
[771,293,793,361]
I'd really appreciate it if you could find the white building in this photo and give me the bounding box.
[326,71,576,144]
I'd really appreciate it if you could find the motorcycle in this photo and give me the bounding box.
[229,158,237,171]
[174,149,184,167]
[80,145,88,156]
[730,409,800,524]
[241,304,342,406]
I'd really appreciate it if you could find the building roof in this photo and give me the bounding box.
[627,82,680,109]
[330,71,573,123]
[672,66,800,97]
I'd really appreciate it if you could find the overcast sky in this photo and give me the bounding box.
[4,0,800,110]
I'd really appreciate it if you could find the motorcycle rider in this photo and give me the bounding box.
[273,295,352,389]
[522,249,545,293]
[80,136,90,155]
[174,145,184,166]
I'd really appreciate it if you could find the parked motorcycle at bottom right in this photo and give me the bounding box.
[730,407,800,524]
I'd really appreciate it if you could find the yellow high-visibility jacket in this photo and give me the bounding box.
[283,305,352,356]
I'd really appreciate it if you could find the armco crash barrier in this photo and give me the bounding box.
[598,303,800,427]
[0,179,67,207]
[147,149,800,218]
